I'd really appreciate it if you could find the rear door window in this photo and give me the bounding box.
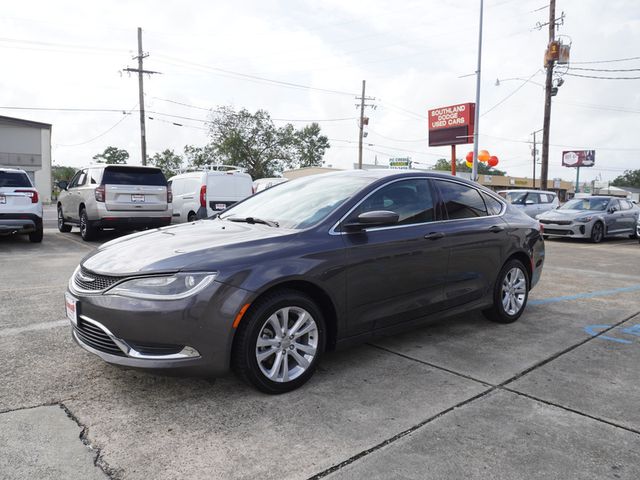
[0,171,32,187]
[102,167,167,186]
[436,180,488,219]
[482,193,504,216]
[526,192,541,204]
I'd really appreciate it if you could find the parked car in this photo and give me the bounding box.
[637,215,640,244]
[252,177,288,194]
[65,170,544,393]
[57,165,172,241]
[0,167,43,242]
[169,169,252,223]
[498,189,559,218]
[537,196,639,243]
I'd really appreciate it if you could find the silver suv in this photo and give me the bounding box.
[57,165,172,241]
[498,189,559,218]
[0,167,43,242]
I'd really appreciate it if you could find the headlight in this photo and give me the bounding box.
[575,215,593,222]
[107,273,216,300]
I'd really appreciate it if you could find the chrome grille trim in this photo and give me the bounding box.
[73,266,124,293]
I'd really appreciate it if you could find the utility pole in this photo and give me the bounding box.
[123,27,160,165]
[540,0,556,190]
[471,0,484,182]
[531,128,543,188]
[356,80,375,169]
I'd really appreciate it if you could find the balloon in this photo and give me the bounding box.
[478,150,491,162]
[465,151,473,162]
[488,156,499,167]
[465,160,473,168]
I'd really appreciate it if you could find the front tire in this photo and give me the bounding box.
[232,290,326,394]
[79,209,98,241]
[483,259,529,324]
[590,221,604,243]
[57,207,72,233]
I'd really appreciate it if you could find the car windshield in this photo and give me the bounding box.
[560,198,609,211]
[504,192,528,205]
[0,171,31,187]
[219,174,374,229]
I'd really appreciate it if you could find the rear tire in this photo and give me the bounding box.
[187,212,197,222]
[232,289,326,394]
[482,259,529,324]
[57,207,72,233]
[29,223,43,243]
[79,209,98,241]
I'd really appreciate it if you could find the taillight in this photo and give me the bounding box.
[200,185,207,208]
[167,186,173,204]
[95,185,105,202]
[15,190,38,203]
[538,222,544,233]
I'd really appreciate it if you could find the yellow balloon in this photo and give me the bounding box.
[465,160,473,168]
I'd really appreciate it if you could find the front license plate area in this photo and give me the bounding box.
[131,194,145,203]
[65,293,78,325]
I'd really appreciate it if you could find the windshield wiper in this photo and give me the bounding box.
[227,216,279,227]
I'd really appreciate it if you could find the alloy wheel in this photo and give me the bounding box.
[501,267,527,316]
[255,306,318,383]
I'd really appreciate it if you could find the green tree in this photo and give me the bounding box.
[52,165,76,183]
[183,144,218,169]
[149,149,184,178]
[433,158,506,176]
[290,122,330,169]
[93,146,129,165]
[206,107,330,178]
[611,169,640,188]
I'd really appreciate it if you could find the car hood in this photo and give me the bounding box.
[82,219,292,275]
[537,209,598,220]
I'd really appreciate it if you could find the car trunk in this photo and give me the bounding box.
[103,167,168,212]
[0,189,32,210]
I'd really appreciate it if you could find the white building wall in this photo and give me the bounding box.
[35,128,52,203]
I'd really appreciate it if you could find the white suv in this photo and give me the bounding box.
[498,189,559,218]
[169,168,252,223]
[57,165,172,241]
[0,167,43,242]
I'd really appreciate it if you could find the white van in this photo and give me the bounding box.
[169,168,253,223]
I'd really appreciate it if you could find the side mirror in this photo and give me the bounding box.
[343,210,400,231]
[608,207,617,214]
[57,180,69,190]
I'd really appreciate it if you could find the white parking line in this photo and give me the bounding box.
[53,232,96,251]
[0,319,68,338]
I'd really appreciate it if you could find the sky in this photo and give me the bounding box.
[1,0,639,183]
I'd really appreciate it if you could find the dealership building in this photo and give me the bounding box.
[0,115,53,203]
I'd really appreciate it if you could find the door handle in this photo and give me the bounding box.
[424,232,445,240]
[183,196,194,200]
[488,225,505,233]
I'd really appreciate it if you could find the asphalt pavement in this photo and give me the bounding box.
[1,212,639,479]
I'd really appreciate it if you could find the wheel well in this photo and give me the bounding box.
[250,281,339,351]
[506,252,532,282]
[79,203,86,216]
[188,210,196,218]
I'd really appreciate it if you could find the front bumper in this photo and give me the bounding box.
[66,280,252,376]
[541,221,591,238]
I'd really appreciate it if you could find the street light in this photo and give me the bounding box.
[495,77,544,88]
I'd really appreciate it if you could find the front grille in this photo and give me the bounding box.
[545,228,572,235]
[540,219,572,226]
[74,318,126,356]
[74,266,122,292]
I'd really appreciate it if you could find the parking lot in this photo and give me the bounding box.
[2,210,640,479]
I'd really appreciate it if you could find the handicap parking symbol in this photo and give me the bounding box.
[584,324,640,344]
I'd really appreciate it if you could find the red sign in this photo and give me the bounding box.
[428,103,475,146]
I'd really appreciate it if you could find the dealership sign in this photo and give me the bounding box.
[389,157,412,169]
[562,150,595,167]
[428,103,475,147]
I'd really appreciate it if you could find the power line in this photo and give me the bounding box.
[568,66,640,72]
[564,72,640,80]
[56,105,137,147]
[570,56,640,65]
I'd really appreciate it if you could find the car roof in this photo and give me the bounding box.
[0,167,28,174]
[498,189,556,195]
[79,164,162,171]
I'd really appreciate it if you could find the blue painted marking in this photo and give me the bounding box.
[584,325,633,344]
[621,324,640,337]
[529,284,640,306]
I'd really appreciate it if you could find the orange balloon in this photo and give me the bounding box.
[478,150,491,162]
[465,160,473,168]
[488,156,499,167]
[465,151,473,162]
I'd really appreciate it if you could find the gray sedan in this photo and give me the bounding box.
[537,196,639,243]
